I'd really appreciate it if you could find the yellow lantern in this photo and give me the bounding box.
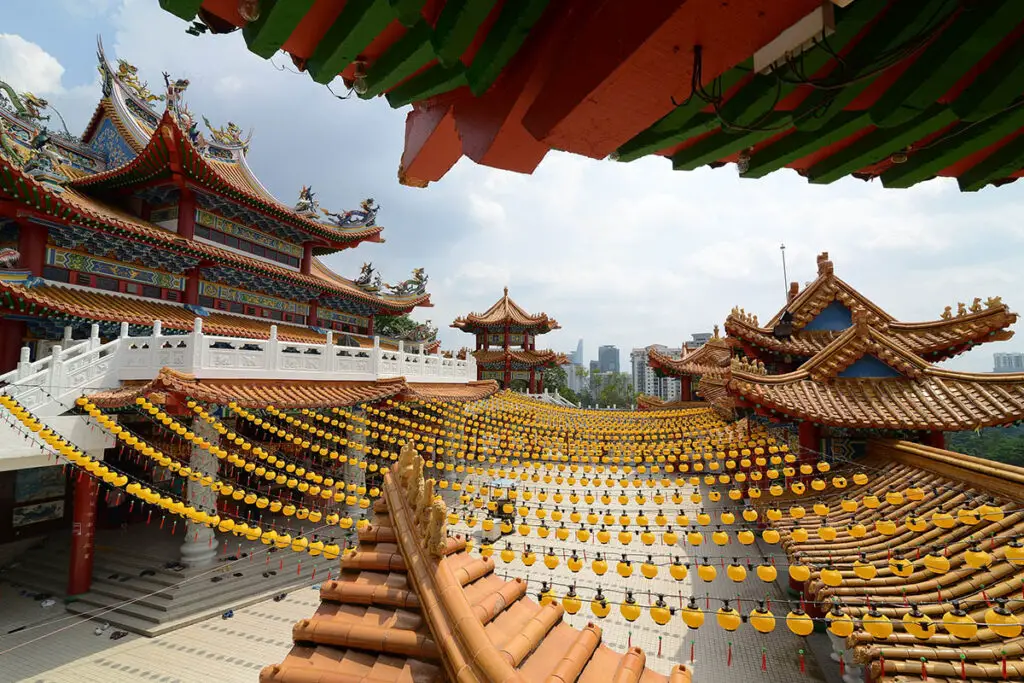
[1006,539,1024,567]
[726,562,747,583]
[790,528,809,543]
[641,557,658,579]
[567,552,583,572]
[985,599,1022,638]
[543,549,559,570]
[862,609,893,639]
[827,606,854,638]
[716,602,742,631]
[788,563,811,583]
[620,592,641,622]
[853,555,877,580]
[756,563,778,583]
[737,530,755,546]
[749,604,776,634]
[964,545,992,569]
[669,559,688,582]
[942,601,978,640]
[902,605,936,640]
[820,564,842,587]
[762,529,780,544]
[562,586,581,615]
[786,609,814,636]
[681,598,704,629]
[591,589,611,619]
[592,554,608,576]
[923,552,950,575]
[697,561,717,582]
[616,555,633,578]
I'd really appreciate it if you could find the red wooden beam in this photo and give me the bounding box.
[522,0,820,160]
[399,102,463,187]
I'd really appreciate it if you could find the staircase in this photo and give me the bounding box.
[1,527,338,637]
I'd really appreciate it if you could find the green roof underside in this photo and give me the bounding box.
[159,0,1024,191]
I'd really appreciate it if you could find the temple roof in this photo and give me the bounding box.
[74,110,384,250]
[472,349,569,368]
[162,2,1024,192]
[725,252,1016,362]
[87,367,499,409]
[452,288,559,334]
[647,336,736,379]
[260,462,691,683]
[727,321,1024,431]
[773,439,1024,681]
[0,148,429,315]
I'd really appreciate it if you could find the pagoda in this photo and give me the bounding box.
[162,1,1024,192]
[647,329,736,403]
[724,252,1017,371]
[452,287,566,391]
[0,40,433,373]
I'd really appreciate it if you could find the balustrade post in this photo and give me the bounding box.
[371,336,380,378]
[15,346,31,381]
[152,320,162,339]
[62,325,73,348]
[89,324,100,351]
[267,325,279,372]
[397,340,405,377]
[188,317,204,373]
[48,345,63,397]
[119,322,130,339]
[324,331,334,372]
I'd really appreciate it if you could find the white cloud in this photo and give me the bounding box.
[0,34,65,95]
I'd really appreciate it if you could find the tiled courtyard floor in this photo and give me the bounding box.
[1,580,318,682]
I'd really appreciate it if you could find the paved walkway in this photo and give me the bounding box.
[1,580,317,682]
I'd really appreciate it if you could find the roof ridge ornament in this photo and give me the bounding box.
[321,198,379,228]
[816,251,833,277]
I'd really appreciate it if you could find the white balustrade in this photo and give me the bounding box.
[2,318,475,417]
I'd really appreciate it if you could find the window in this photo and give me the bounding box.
[142,285,161,299]
[165,290,180,302]
[123,282,142,295]
[267,310,283,321]
[224,235,239,249]
[199,295,215,308]
[42,266,68,282]
[229,302,243,314]
[95,276,118,292]
[251,245,265,258]
[73,271,91,286]
[195,225,211,240]
[293,314,305,325]
[244,306,257,316]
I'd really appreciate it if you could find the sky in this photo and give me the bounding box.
[1,0,1022,373]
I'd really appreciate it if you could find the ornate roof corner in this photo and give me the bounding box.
[816,250,834,276]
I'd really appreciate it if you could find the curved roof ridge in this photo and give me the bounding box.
[452,288,560,332]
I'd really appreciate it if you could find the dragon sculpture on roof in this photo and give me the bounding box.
[0,82,49,122]
[114,59,163,104]
[397,319,438,343]
[202,116,251,147]
[385,267,428,297]
[353,262,382,293]
[322,198,379,228]
[294,186,320,215]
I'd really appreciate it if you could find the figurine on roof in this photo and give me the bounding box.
[397,319,438,343]
[162,72,190,113]
[294,185,319,215]
[202,116,250,147]
[322,198,379,228]
[353,262,380,292]
[0,119,21,166]
[114,59,163,104]
[0,82,49,122]
[385,267,428,297]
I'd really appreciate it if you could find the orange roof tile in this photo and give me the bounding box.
[726,252,1016,362]
[262,461,692,683]
[772,439,1024,682]
[87,368,498,409]
[472,349,569,368]
[648,337,735,379]
[452,288,559,334]
[728,321,1024,431]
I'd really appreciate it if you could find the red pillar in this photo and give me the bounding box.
[0,318,26,373]
[18,220,48,277]
[367,315,374,337]
[528,367,536,393]
[924,431,945,450]
[68,474,99,595]
[798,422,820,462]
[183,268,200,306]
[177,188,196,240]
[680,376,692,402]
[300,242,314,275]
[537,371,544,394]
[307,299,319,327]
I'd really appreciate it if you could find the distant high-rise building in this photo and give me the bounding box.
[598,345,620,374]
[572,339,584,365]
[631,345,682,401]
[994,352,1024,372]
[690,332,712,346]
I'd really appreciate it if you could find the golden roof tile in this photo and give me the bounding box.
[452,288,560,334]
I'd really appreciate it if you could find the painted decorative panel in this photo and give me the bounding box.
[195,209,302,257]
[318,308,369,328]
[88,117,135,168]
[198,280,309,315]
[46,247,184,289]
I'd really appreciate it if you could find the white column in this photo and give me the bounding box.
[179,416,219,568]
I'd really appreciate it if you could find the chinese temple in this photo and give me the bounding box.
[648,331,736,403]
[161,1,1024,191]
[452,287,566,390]
[0,40,433,374]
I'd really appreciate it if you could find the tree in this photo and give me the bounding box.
[947,425,1024,467]
[543,365,568,393]
[509,378,529,392]
[597,372,636,408]
[558,386,580,405]
[374,314,419,338]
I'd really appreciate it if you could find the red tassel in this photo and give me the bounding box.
[727,642,732,667]
[171,521,177,535]
[690,642,694,663]
[326,570,332,581]
[147,510,153,525]
[839,653,845,677]
[937,584,942,602]
[265,553,270,566]
[706,595,710,609]
[880,654,885,676]
[960,654,966,680]
[311,567,316,580]
[799,649,805,673]
[1003,651,1008,680]
[983,588,991,607]
[297,561,301,576]
[922,658,928,680]
[762,648,768,672]
[159,515,166,530]
[279,558,284,571]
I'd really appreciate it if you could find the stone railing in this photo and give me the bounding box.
[0,318,476,417]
